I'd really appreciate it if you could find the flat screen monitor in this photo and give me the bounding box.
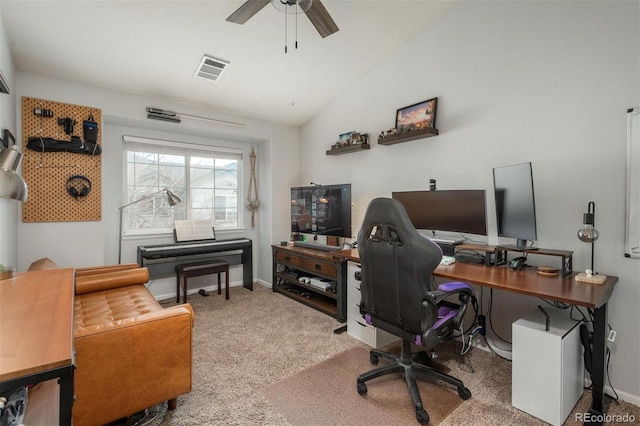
[493,162,538,250]
[291,184,352,238]
[391,190,488,236]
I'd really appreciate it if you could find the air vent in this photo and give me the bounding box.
[194,55,229,82]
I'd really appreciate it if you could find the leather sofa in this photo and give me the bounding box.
[30,260,194,425]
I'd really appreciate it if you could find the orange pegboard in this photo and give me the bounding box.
[21,97,102,222]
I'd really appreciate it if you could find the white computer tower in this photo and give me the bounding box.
[512,307,584,426]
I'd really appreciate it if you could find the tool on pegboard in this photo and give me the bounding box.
[33,107,53,117]
[83,113,98,144]
[57,117,76,135]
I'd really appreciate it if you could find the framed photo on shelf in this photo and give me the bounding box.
[338,131,355,147]
[395,97,438,132]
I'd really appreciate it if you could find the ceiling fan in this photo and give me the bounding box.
[226,0,339,38]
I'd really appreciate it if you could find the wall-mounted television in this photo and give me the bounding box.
[392,189,488,236]
[291,184,352,238]
[493,162,538,250]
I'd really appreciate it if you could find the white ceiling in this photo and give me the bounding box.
[1,1,454,127]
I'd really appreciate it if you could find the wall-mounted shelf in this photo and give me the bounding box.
[378,127,439,146]
[326,143,370,156]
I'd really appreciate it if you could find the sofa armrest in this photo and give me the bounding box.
[75,263,140,277]
[75,267,150,295]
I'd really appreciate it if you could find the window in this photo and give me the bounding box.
[122,135,243,235]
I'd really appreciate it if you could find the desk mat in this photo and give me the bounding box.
[262,345,462,425]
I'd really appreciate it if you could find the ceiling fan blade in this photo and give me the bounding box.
[304,0,339,38]
[226,0,271,24]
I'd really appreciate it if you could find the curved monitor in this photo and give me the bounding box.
[493,162,538,250]
[391,190,488,236]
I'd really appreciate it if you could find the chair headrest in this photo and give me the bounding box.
[357,197,442,275]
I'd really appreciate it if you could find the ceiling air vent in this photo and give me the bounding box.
[194,55,229,82]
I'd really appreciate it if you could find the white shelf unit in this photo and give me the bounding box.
[346,262,399,348]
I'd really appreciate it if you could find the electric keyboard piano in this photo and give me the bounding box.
[137,237,253,290]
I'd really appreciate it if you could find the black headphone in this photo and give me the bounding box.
[66,175,92,199]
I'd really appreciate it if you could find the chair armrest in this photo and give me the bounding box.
[424,282,475,305]
[420,283,477,348]
[75,268,149,294]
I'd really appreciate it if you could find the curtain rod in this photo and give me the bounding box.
[146,107,245,128]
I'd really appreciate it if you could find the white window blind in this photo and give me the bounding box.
[122,135,243,235]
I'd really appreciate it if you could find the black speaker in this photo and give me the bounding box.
[66,175,92,199]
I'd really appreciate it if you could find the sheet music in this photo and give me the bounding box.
[174,219,215,242]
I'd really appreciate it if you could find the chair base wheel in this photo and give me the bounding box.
[357,381,367,396]
[416,409,429,424]
[458,387,472,400]
[412,350,432,366]
[369,353,379,364]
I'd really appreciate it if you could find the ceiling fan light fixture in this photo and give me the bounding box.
[271,0,313,14]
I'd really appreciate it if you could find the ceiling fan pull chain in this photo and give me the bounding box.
[284,5,288,53]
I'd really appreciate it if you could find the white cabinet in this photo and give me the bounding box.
[346,262,398,348]
[512,307,584,426]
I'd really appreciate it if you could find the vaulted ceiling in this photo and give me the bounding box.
[1,1,454,126]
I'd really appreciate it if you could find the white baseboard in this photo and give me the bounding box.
[583,377,640,407]
[152,279,245,301]
[254,278,271,288]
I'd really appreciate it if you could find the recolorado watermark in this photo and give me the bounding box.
[574,412,636,423]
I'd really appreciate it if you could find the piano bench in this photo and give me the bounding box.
[175,259,230,304]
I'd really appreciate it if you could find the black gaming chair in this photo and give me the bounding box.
[355,197,476,424]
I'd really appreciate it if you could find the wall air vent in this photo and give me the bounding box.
[194,55,229,82]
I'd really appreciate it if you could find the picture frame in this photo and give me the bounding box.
[395,97,438,132]
[354,133,369,145]
[338,131,355,146]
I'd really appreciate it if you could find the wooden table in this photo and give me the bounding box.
[0,268,75,425]
[339,248,618,424]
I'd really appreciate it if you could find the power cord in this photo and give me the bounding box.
[540,300,620,404]
[481,334,512,361]
[487,289,512,344]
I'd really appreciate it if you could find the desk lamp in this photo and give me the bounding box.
[118,188,181,263]
[575,201,606,284]
[0,140,28,202]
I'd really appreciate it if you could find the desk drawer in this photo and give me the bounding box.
[347,283,362,319]
[300,257,337,278]
[275,251,337,279]
[275,251,303,268]
[347,318,376,345]
[348,318,399,349]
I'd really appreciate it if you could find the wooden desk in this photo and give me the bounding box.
[339,248,618,423]
[0,268,75,425]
